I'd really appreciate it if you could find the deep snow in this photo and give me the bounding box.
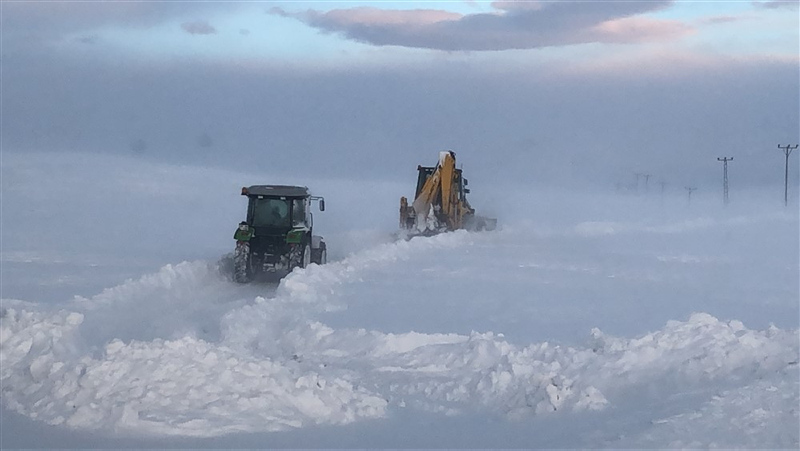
[1,152,798,448]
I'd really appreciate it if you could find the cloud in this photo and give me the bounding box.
[2,2,193,35]
[2,46,796,189]
[0,2,796,190]
[699,15,742,25]
[270,2,688,51]
[322,7,462,26]
[753,0,799,9]
[77,35,100,45]
[489,1,546,13]
[591,17,693,43]
[181,20,217,35]
[1,2,231,49]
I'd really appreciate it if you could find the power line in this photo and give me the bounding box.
[717,157,733,206]
[778,144,798,207]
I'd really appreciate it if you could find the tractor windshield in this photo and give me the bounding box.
[252,198,290,227]
[292,198,307,227]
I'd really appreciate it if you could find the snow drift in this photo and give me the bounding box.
[2,230,797,443]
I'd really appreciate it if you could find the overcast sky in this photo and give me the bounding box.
[1,0,798,189]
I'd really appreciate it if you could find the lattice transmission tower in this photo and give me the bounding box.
[778,144,798,207]
[717,157,733,206]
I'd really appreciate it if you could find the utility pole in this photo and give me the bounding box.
[643,174,651,193]
[634,172,643,194]
[778,144,798,207]
[660,180,667,205]
[717,157,733,206]
[685,186,697,206]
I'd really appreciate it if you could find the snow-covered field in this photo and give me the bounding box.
[2,152,798,448]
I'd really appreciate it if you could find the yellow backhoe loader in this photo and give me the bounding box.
[399,151,496,236]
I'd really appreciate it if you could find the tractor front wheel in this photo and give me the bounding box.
[301,243,311,268]
[311,242,327,265]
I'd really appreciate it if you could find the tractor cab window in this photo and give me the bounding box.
[292,198,307,227]
[252,198,290,227]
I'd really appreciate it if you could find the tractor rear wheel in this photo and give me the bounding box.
[292,243,312,270]
[233,242,251,283]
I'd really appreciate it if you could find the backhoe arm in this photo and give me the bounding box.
[400,150,490,235]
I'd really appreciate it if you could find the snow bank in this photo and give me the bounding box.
[586,313,796,386]
[69,261,252,345]
[1,230,797,441]
[0,306,386,437]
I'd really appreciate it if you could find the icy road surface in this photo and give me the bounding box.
[2,213,798,448]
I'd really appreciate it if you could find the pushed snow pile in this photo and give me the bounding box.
[70,261,254,344]
[220,231,473,353]
[0,305,387,437]
[1,230,798,441]
[587,313,796,385]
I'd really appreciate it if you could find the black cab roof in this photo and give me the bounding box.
[242,185,310,198]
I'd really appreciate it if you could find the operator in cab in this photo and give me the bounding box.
[234,221,254,242]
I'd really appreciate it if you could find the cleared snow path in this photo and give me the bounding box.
[2,230,798,446]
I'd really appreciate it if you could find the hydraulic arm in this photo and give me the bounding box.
[400,151,494,235]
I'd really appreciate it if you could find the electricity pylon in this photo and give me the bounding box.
[717,157,733,206]
[778,144,798,207]
[685,186,697,206]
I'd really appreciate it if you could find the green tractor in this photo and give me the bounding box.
[233,185,326,282]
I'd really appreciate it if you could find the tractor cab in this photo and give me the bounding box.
[245,186,320,230]
[233,185,326,282]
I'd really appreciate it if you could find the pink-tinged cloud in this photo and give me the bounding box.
[699,15,741,25]
[181,20,216,35]
[592,17,694,44]
[271,1,686,51]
